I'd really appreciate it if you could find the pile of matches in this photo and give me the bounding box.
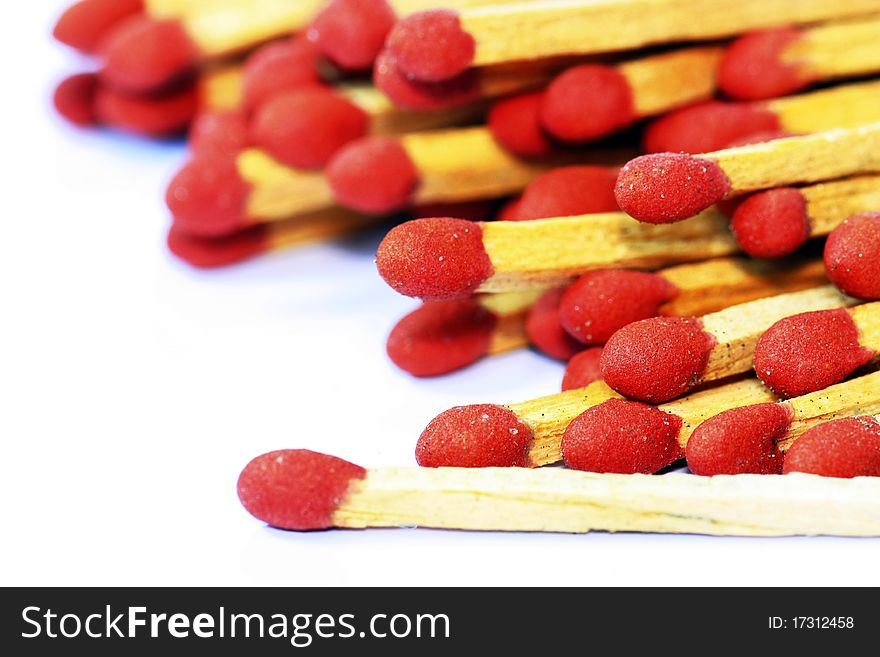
[53,0,880,536]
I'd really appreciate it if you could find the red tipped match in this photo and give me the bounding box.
[540,65,635,143]
[53,0,143,54]
[251,88,368,170]
[515,166,619,221]
[719,29,811,101]
[167,224,270,269]
[327,137,419,214]
[601,317,715,403]
[824,212,880,300]
[686,404,792,475]
[561,347,604,392]
[562,399,683,474]
[488,92,556,159]
[238,449,366,530]
[376,218,493,300]
[386,299,497,377]
[615,153,732,224]
[166,155,252,237]
[100,16,197,94]
[730,188,810,258]
[642,101,781,154]
[784,417,880,478]
[94,83,198,137]
[189,110,251,159]
[386,10,475,82]
[525,288,584,362]
[416,404,533,468]
[241,37,323,112]
[755,309,875,399]
[560,270,679,345]
[373,49,480,110]
[309,0,397,71]
[53,73,99,127]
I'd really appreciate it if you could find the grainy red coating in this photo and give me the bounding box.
[53,0,143,54]
[754,308,876,398]
[824,213,880,300]
[376,218,493,300]
[686,403,792,475]
[327,137,420,214]
[53,73,99,127]
[561,347,604,391]
[515,166,619,221]
[540,65,636,142]
[373,49,480,110]
[559,270,679,345]
[525,288,584,361]
[386,299,497,377]
[188,110,251,158]
[167,224,270,268]
[237,449,366,530]
[730,188,810,258]
[94,83,198,137]
[241,38,323,112]
[251,88,368,170]
[783,417,880,478]
[166,155,252,237]
[308,0,397,71]
[718,29,810,101]
[615,153,732,224]
[601,316,715,402]
[488,92,556,158]
[100,16,198,94]
[386,10,475,82]
[642,101,781,154]
[416,404,533,467]
[562,399,683,474]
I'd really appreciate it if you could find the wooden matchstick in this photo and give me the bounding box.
[237,449,880,536]
[616,123,880,224]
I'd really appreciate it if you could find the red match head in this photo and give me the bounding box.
[685,403,792,475]
[188,110,251,159]
[525,288,584,362]
[540,64,635,143]
[251,88,368,170]
[718,28,811,101]
[642,101,781,154]
[94,83,198,137]
[497,197,523,221]
[416,404,533,468]
[559,270,679,345]
[241,37,323,112]
[754,308,875,398]
[238,449,366,530]
[100,16,198,95]
[167,224,270,269]
[373,49,480,110]
[615,153,732,224]
[327,136,420,214]
[376,217,493,300]
[386,299,497,377]
[824,213,880,300]
[53,73,99,127]
[730,188,810,258]
[514,166,619,220]
[561,347,604,392]
[488,92,556,159]
[386,10,475,82]
[601,316,715,402]
[53,0,143,54]
[783,417,880,478]
[166,155,252,237]
[308,0,397,71]
[562,398,683,474]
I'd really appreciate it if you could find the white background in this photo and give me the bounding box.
[3,1,878,586]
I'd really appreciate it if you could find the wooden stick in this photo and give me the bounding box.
[768,79,880,134]
[783,15,880,81]
[803,175,880,237]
